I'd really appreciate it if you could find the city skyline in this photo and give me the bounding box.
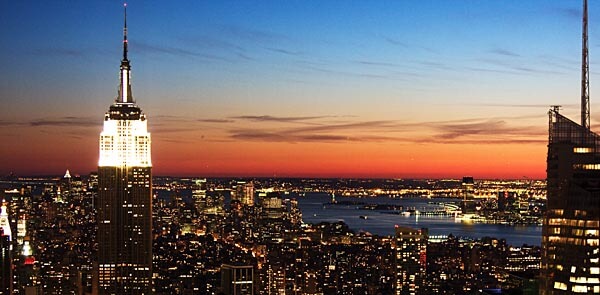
[3,1,600,178]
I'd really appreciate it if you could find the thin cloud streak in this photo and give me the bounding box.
[301,65,402,81]
[198,119,235,123]
[382,36,438,53]
[489,48,521,57]
[551,7,580,20]
[29,117,97,127]
[265,47,302,56]
[476,58,565,75]
[133,41,235,62]
[28,47,86,57]
[431,120,545,140]
[231,115,332,122]
[225,115,546,145]
[229,129,545,145]
[229,130,399,143]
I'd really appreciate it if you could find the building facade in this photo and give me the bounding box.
[541,109,600,294]
[541,0,600,293]
[97,6,153,294]
[221,264,254,295]
[0,229,11,295]
[233,181,255,207]
[393,226,427,295]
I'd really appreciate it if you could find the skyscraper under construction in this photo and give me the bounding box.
[97,4,153,294]
[541,0,600,293]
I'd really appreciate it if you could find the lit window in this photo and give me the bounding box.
[572,285,588,293]
[573,147,593,153]
[554,282,567,290]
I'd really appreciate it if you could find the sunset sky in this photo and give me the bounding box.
[1,1,599,178]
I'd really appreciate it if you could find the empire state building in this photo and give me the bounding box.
[97,4,152,294]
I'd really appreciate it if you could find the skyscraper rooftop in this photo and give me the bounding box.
[541,1,600,294]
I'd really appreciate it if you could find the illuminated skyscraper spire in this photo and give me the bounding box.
[119,2,133,104]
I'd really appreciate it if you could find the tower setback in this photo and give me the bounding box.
[97,4,152,294]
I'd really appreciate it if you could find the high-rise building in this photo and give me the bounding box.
[0,229,11,295]
[16,216,26,246]
[542,110,600,294]
[460,176,477,215]
[261,192,283,220]
[0,204,11,243]
[541,0,600,294]
[265,263,285,295]
[241,182,255,206]
[97,4,152,294]
[193,179,208,212]
[193,179,224,216]
[393,226,427,295]
[233,181,255,206]
[221,264,254,295]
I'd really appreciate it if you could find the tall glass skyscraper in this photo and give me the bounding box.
[541,1,600,293]
[542,109,600,294]
[97,5,152,294]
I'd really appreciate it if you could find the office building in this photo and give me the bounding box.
[97,5,153,293]
[393,226,427,295]
[0,229,11,294]
[233,181,255,206]
[542,109,600,293]
[541,0,600,293]
[460,176,477,214]
[221,264,254,295]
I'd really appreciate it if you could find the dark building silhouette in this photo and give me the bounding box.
[461,176,477,214]
[0,229,11,295]
[542,109,600,294]
[541,1,600,293]
[97,4,152,294]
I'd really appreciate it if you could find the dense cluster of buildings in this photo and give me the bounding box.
[0,175,544,294]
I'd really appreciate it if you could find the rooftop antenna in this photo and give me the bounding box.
[582,0,590,129]
[118,2,133,103]
[123,2,128,61]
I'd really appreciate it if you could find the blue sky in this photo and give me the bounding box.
[0,1,597,177]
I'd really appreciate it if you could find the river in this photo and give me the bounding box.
[293,193,542,246]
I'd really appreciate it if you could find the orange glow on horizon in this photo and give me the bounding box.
[0,120,547,179]
[150,140,546,179]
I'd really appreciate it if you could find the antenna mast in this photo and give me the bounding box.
[123,2,128,61]
[118,2,133,104]
[582,0,590,129]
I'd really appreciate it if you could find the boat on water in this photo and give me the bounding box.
[359,215,368,220]
[455,213,486,223]
[401,209,421,216]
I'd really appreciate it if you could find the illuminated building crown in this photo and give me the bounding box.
[98,3,151,168]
